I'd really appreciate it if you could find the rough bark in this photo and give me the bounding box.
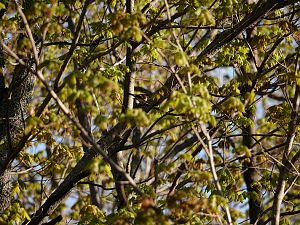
[21,0,300,223]
[0,62,36,212]
[0,0,37,212]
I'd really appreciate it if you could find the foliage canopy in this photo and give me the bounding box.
[0,0,300,224]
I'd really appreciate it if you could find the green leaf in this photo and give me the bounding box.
[0,3,6,10]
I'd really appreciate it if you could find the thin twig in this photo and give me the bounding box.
[1,40,144,196]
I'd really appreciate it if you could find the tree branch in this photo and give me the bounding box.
[196,0,299,62]
[271,83,300,225]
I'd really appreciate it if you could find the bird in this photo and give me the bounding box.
[129,93,151,108]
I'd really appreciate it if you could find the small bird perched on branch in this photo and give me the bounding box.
[129,93,151,108]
